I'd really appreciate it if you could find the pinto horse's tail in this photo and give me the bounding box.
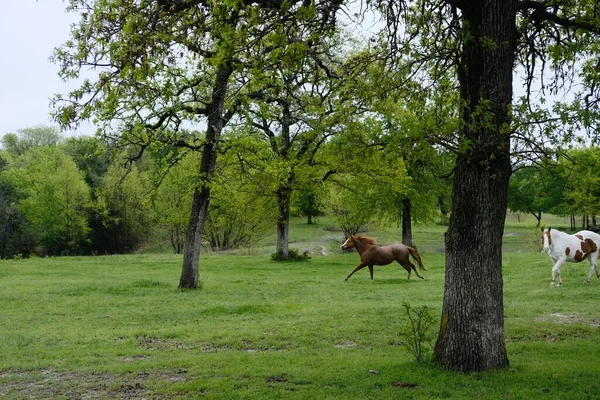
[408,246,426,271]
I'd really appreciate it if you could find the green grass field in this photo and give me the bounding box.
[1,215,599,399]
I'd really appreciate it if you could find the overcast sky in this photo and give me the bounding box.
[0,0,90,137]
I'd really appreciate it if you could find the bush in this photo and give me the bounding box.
[399,301,436,363]
[271,248,311,262]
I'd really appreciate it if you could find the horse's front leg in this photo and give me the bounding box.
[551,257,566,286]
[345,263,367,281]
[368,265,374,280]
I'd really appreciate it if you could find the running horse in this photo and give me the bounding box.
[340,235,426,281]
[542,227,600,286]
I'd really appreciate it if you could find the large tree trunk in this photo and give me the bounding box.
[275,185,291,259]
[434,0,516,372]
[401,198,413,247]
[179,63,233,289]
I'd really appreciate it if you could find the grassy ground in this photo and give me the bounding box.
[1,216,599,399]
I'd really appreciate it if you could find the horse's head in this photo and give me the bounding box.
[542,227,552,252]
[341,235,356,250]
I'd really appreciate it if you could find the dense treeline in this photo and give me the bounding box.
[0,125,452,259]
[509,147,600,230]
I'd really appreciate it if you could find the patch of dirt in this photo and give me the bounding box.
[266,373,289,383]
[334,341,356,348]
[537,313,600,328]
[0,368,187,399]
[391,381,418,388]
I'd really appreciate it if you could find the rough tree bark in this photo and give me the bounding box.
[179,63,233,289]
[434,0,516,371]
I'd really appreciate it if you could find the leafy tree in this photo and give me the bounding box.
[369,0,600,371]
[204,143,275,251]
[93,157,153,254]
[508,165,565,227]
[149,152,195,254]
[325,117,411,236]
[2,147,91,255]
[295,190,322,225]
[1,125,62,157]
[557,147,600,229]
[61,136,111,190]
[240,25,353,259]
[53,0,342,288]
[0,152,34,258]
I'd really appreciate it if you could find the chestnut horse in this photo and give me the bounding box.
[341,235,426,281]
[542,227,600,286]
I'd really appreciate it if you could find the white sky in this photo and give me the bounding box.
[0,0,92,137]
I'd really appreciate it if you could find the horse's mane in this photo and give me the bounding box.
[354,235,377,245]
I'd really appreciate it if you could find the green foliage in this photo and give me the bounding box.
[93,157,153,253]
[399,301,436,363]
[270,247,311,262]
[149,152,195,253]
[61,136,110,189]
[558,147,600,222]
[2,147,91,255]
[508,166,565,225]
[0,176,34,258]
[1,125,61,157]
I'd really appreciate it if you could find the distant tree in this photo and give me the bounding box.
[1,125,61,157]
[558,147,600,229]
[508,166,565,227]
[93,158,153,254]
[2,147,91,255]
[295,191,322,225]
[0,153,34,258]
[325,117,410,237]
[61,136,111,189]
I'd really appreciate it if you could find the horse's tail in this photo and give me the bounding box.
[408,246,426,271]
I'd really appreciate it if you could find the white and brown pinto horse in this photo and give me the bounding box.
[341,235,426,281]
[542,228,600,286]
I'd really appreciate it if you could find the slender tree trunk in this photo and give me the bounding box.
[275,185,291,259]
[401,198,413,247]
[179,63,233,289]
[434,0,515,372]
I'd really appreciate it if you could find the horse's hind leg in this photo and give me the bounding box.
[399,260,423,280]
[586,254,599,283]
[586,260,595,283]
[345,263,367,281]
[405,260,424,280]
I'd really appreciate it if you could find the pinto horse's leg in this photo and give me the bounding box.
[586,259,595,284]
[345,263,367,281]
[368,265,374,280]
[551,257,566,286]
[586,252,600,283]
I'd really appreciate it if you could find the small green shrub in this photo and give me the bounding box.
[400,301,436,363]
[271,248,311,262]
